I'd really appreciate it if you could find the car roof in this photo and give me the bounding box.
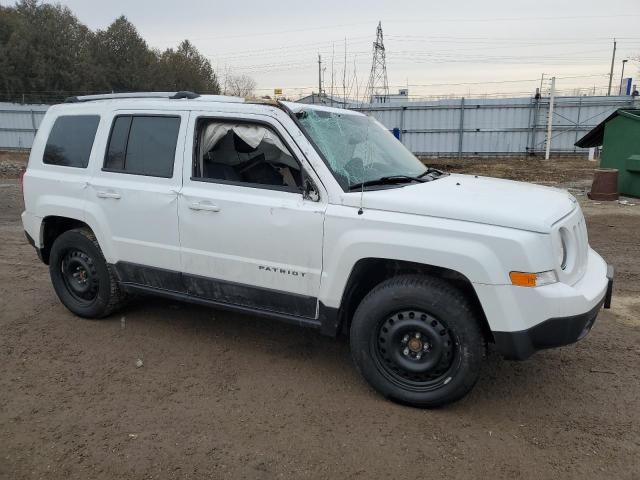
[49,92,364,117]
[281,101,364,117]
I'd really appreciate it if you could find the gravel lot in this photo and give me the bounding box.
[1,153,639,479]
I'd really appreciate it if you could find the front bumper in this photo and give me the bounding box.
[493,264,614,360]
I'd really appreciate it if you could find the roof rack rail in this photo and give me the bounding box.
[171,91,200,99]
[64,91,200,103]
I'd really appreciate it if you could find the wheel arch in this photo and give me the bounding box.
[39,216,96,264]
[334,258,493,344]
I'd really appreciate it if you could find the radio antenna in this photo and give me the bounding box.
[358,115,372,215]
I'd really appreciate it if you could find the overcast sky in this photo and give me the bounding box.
[36,0,640,99]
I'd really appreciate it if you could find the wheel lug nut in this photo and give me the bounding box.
[402,335,409,344]
[423,344,430,352]
[416,353,422,360]
[415,332,421,339]
[403,347,409,356]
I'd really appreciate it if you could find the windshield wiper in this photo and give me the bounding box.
[418,167,445,178]
[348,175,426,191]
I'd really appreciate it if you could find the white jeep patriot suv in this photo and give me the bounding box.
[22,91,613,407]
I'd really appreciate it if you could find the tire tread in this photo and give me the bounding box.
[73,228,125,317]
[350,274,486,407]
[49,227,126,318]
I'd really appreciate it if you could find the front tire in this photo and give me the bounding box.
[49,228,125,318]
[350,275,486,407]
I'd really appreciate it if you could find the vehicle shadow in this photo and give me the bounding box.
[116,294,614,413]
[119,293,349,367]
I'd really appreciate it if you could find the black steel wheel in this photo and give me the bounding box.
[60,249,100,304]
[350,274,486,407]
[49,228,125,318]
[374,310,459,391]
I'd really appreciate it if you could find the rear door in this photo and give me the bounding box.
[85,110,189,287]
[178,111,326,318]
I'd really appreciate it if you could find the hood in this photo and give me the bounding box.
[347,174,576,233]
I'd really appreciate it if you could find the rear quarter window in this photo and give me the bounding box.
[43,115,100,168]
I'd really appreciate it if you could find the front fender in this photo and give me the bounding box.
[319,205,554,309]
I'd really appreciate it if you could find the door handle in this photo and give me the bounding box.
[188,202,220,212]
[96,191,121,199]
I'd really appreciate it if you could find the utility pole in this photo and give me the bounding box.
[330,43,335,107]
[545,76,556,160]
[343,37,347,107]
[353,56,359,103]
[317,54,322,103]
[607,39,617,96]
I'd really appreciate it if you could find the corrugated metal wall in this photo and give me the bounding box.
[1,96,638,155]
[354,95,640,156]
[0,103,48,150]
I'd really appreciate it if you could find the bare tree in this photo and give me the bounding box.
[224,74,257,97]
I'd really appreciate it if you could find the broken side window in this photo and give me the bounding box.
[194,120,303,192]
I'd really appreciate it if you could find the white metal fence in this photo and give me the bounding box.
[354,95,639,156]
[1,96,638,156]
[0,103,48,150]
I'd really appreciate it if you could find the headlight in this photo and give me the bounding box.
[509,270,558,287]
[558,232,567,270]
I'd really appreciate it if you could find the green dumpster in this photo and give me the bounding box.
[576,108,640,197]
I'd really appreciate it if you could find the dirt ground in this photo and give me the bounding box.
[1,152,639,479]
[426,155,603,186]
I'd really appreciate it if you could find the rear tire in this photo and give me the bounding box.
[49,228,125,318]
[350,274,485,407]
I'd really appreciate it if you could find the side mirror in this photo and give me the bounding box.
[303,178,320,202]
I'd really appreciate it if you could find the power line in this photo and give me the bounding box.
[206,36,372,60]
[227,73,612,91]
[151,14,640,46]
[383,13,640,24]
[1,76,614,99]
[206,36,640,64]
[153,21,377,45]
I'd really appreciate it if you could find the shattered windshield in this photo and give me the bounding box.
[296,108,427,190]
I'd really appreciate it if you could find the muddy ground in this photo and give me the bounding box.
[1,153,639,479]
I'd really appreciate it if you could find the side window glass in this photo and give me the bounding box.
[104,116,131,171]
[194,121,302,191]
[103,115,180,178]
[43,115,100,168]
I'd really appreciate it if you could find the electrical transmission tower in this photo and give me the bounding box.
[363,21,389,104]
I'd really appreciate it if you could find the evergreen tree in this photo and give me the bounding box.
[0,1,223,102]
[155,40,220,93]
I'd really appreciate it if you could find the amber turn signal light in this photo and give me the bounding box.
[509,270,558,288]
[509,272,537,287]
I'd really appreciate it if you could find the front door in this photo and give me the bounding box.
[178,112,326,318]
